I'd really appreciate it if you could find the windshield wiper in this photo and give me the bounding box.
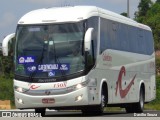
[28,42,46,82]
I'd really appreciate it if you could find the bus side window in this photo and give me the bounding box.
[86,17,98,59]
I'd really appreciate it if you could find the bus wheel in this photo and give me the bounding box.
[96,87,107,114]
[35,108,46,117]
[81,88,107,115]
[134,88,144,113]
[125,87,144,113]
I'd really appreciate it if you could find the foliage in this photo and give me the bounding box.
[135,0,153,23]
[144,3,160,50]
[145,76,160,110]
[156,78,160,103]
[120,12,127,17]
[0,36,15,75]
[0,75,14,107]
[156,57,160,71]
[0,41,14,107]
[151,76,160,104]
[135,1,160,50]
[0,55,14,75]
[156,0,160,3]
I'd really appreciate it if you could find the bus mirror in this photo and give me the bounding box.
[84,28,94,51]
[2,33,15,56]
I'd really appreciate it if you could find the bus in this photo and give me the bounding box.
[2,6,156,115]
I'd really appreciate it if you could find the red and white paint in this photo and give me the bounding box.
[115,66,136,98]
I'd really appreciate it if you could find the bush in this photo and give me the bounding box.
[156,57,160,74]
[1,56,14,75]
[156,76,160,103]
[150,76,160,104]
[0,75,14,107]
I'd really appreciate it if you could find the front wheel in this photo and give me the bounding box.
[35,108,46,117]
[82,88,107,115]
[97,89,106,114]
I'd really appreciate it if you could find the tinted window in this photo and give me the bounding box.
[100,17,154,55]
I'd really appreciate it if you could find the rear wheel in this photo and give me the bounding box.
[125,87,144,113]
[35,108,46,117]
[135,88,144,113]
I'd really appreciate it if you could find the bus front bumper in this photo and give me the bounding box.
[15,87,89,109]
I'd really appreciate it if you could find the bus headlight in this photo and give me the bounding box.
[75,81,88,89]
[67,81,88,92]
[76,84,83,89]
[14,86,28,93]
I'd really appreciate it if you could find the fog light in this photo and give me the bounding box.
[75,95,83,102]
[17,98,24,104]
[76,84,83,89]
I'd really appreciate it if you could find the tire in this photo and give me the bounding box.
[134,88,144,113]
[125,88,144,113]
[82,87,107,115]
[35,108,46,117]
[97,89,106,114]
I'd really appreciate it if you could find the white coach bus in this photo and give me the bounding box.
[2,6,155,115]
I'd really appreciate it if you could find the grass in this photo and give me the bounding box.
[105,107,124,111]
[145,104,160,110]
[144,76,160,110]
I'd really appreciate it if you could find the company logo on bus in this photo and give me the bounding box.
[48,71,55,77]
[18,56,35,64]
[102,53,112,62]
[60,64,69,71]
[19,57,25,63]
[27,66,36,72]
[29,85,41,90]
[45,90,51,95]
[115,66,136,98]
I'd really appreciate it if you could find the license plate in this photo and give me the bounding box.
[42,98,55,104]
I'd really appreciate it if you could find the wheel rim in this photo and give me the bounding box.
[140,90,144,109]
[101,93,105,109]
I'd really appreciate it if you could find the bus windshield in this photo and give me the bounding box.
[15,22,85,79]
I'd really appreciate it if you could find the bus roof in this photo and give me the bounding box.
[18,6,151,31]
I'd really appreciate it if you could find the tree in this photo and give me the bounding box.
[120,12,128,17]
[135,0,152,23]
[144,3,160,50]
[135,1,160,50]
[156,0,160,3]
[0,37,15,76]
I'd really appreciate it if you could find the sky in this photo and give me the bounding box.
[0,0,156,42]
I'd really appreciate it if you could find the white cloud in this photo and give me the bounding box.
[0,12,16,28]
